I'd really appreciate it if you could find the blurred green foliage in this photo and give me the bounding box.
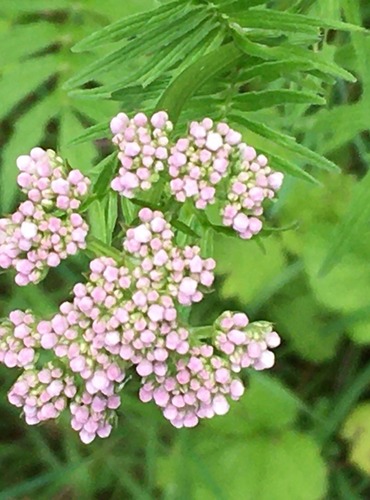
[0,0,370,499]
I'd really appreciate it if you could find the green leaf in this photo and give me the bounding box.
[59,108,97,174]
[160,431,328,500]
[237,59,315,84]
[138,17,218,87]
[87,200,109,245]
[102,12,216,91]
[1,0,71,13]
[233,89,326,110]
[0,23,59,66]
[67,121,110,146]
[207,373,301,436]
[0,96,57,213]
[214,235,285,304]
[105,192,118,246]
[342,403,370,474]
[157,43,244,124]
[320,170,370,276]
[120,198,137,225]
[259,151,320,185]
[86,235,123,261]
[72,0,183,52]
[229,113,339,172]
[0,56,58,121]
[65,5,201,89]
[317,363,370,445]
[289,0,318,14]
[171,220,200,238]
[92,152,118,199]
[233,31,357,82]
[271,284,343,362]
[232,7,365,34]
[205,432,327,500]
[280,174,370,324]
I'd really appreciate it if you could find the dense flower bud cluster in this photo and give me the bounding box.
[169,119,242,209]
[70,389,121,444]
[0,148,90,285]
[221,145,284,239]
[110,111,173,198]
[0,310,38,368]
[8,363,77,425]
[125,208,215,305]
[214,311,281,372]
[1,210,218,442]
[16,148,89,211]
[168,118,284,239]
[140,344,245,428]
[0,208,281,441]
[110,111,284,240]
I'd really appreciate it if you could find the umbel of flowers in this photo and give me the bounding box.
[110,112,284,240]
[0,209,280,443]
[0,112,284,444]
[0,148,90,285]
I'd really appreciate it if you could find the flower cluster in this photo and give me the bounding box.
[0,310,38,368]
[169,119,242,209]
[221,145,284,239]
[8,363,77,425]
[169,119,284,239]
[0,123,283,443]
[140,344,245,428]
[0,148,90,285]
[110,112,284,240]
[125,208,215,306]
[1,209,281,441]
[110,111,173,198]
[214,311,281,372]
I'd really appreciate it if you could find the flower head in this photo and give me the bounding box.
[214,311,281,372]
[111,111,173,198]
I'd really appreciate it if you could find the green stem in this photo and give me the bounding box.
[86,235,123,262]
[191,325,215,339]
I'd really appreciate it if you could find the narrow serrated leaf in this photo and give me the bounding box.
[288,0,327,14]
[102,12,215,91]
[72,1,182,52]
[105,192,118,245]
[233,89,325,110]
[171,220,200,238]
[67,121,110,146]
[173,27,224,74]
[157,43,244,124]
[111,79,169,102]
[139,16,218,87]
[121,198,137,225]
[266,153,321,185]
[92,153,118,199]
[237,59,315,84]
[87,201,108,244]
[233,30,357,82]
[230,113,339,172]
[65,6,200,89]
[232,7,365,34]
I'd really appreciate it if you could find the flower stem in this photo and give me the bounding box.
[86,235,123,262]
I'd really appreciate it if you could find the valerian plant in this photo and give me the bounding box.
[0,0,365,444]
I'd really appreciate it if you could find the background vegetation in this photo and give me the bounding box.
[0,0,369,498]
